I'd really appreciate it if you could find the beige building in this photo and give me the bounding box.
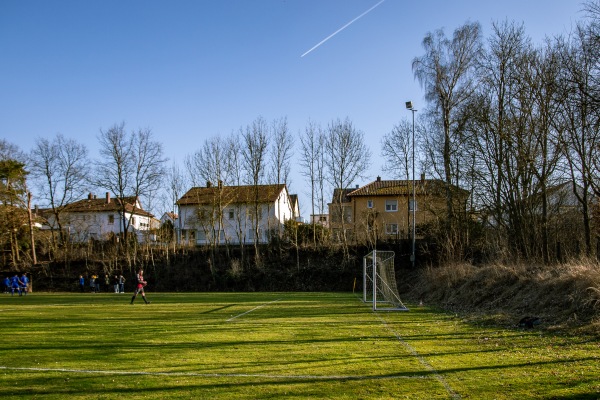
[329,176,467,244]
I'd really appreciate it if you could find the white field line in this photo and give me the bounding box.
[374,313,462,400]
[0,366,428,381]
[226,298,282,322]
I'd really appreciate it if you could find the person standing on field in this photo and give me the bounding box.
[20,273,29,295]
[90,275,96,293]
[10,275,22,296]
[130,269,150,304]
[112,275,119,293]
[118,275,125,293]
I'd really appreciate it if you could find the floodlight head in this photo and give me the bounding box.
[405,101,413,110]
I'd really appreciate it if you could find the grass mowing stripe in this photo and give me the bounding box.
[225,298,282,322]
[0,366,429,381]
[2,293,598,398]
[374,312,462,400]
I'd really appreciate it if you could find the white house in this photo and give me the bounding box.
[176,182,299,245]
[42,192,156,243]
[160,211,178,226]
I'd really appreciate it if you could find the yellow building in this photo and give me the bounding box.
[330,176,467,244]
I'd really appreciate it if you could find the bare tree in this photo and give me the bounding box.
[94,123,167,249]
[242,117,269,259]
[324,118,371,249]
[268,117,294,239]
[299,120,324,246]
[555,22,600,258]
[467,21,530,258]
[412,21,482,257]
[225,130,247,247]
[29,134,89,246]
[185,136,235,254]
[268,117,294,186]
[381,119,414,239]
[164,161,188,247]
[381,119,413,180]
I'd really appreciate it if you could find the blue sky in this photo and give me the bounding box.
[0,0,585,217]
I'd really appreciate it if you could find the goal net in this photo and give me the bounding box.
[363,250,409,311]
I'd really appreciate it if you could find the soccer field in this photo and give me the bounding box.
[0,292,598,399]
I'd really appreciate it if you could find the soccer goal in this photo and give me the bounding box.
[363,250,409,311]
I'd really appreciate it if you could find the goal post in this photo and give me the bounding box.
[363,250,409,311]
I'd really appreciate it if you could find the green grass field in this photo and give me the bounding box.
[0,291,598,399]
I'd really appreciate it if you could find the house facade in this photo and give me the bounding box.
[176,182,298,245]
[327,188,354,241]
[330,176,468,244]
[310,213,329,228]
[42,192,156,243]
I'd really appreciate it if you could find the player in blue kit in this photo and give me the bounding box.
[20,273,29,295]
[10,275,23,296]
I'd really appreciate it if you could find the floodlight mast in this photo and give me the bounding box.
[405,101,417,268]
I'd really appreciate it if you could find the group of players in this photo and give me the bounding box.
[2,270,150,304]
[3,273,29,296]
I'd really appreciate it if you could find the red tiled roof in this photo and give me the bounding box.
[177,184,287,206]
[59,195,154,217]
[347,178,465,197]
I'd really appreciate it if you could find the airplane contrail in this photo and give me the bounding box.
[301,0,385,58]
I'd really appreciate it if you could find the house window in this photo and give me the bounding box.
[214,229,225,241]
[386,223,398,235]
[385,200,398,212]
[131,217,136,226]
[343,206,352,222]
[248,207,261,221]
[319,216,327,222]
[409,199,418,212]
[108,215,114,224]
[228,209,234,219]
[367,200,373,208]
[247,228,264,241]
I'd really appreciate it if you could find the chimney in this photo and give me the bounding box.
[421,173,425,183]
[376,176,381,182]
[106,192,111,203]
[207,181,212,188]
[88,193,93,200]
[218,180,223,189]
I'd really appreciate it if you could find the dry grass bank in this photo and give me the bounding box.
[407,261,600,335]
